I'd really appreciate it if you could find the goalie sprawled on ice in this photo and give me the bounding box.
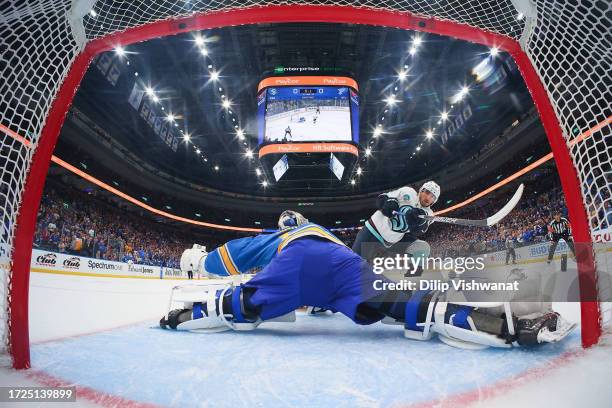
[164,210,575,349]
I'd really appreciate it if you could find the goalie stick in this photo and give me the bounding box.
[394,184,524,227]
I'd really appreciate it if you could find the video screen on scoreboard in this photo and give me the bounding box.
[260,86,356,143]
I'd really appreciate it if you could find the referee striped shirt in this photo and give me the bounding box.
[549,217,571,234]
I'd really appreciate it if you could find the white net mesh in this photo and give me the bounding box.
[0,0,610,365]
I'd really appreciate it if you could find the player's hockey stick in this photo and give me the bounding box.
[422,183,524,227]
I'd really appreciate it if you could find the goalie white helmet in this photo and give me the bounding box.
[278,210,308,230]
[420,181,440,205]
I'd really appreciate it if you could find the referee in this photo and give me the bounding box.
[547,210,576,263]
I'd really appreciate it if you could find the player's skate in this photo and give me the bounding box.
[515,311,577,346]
[160,283,262,332]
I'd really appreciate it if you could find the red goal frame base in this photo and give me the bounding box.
[9,5,600,369]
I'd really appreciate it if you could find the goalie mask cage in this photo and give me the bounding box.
[1,1,610,369]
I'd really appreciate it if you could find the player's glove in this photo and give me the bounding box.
[391,206,427,233]
[376,194,399,218]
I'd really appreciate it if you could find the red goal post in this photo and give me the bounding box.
[1,1,609,369]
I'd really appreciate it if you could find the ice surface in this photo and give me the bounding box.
[265,110,351,142]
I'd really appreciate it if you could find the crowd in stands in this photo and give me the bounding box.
[425,187,567,257]
[34,184,198,268]
[33,173,610,270]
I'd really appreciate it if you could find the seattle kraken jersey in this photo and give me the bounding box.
[204,223,346,276]
[367,186,434,246]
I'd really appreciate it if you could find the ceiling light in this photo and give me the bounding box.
[114,46,125,56]
[413,36,422,46]
[145,87,155,96]
[214,165,219,171]
[517,13,524,20]
[183,133,191,142]
[222,99,231,109]
[426,130,434,139]
[356,167,362,175]
[385,95,397,106]
[490,47,499,57]
[256,168,262,176]
[194,36,205,47]
[441,111,449,121]
[416,146,421,151]
[373,127,382,137]
[262,180,268,187]
[237,129,245,139]
[200,48,208,56]
[350,179,356,185]
[409,46,417,56]
[210,71,219,81]
[398,70,408,81]
[166,114,175,122]
[365,147,372,156]
[196,148,200,154]
[90,10,97,17]
[245,149,253,158]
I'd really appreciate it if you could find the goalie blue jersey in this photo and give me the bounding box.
[204,223,346,276]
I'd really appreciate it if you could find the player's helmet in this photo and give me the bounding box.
[420,181,440,205]
[278,210,308,230]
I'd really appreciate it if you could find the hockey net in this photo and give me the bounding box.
[0,0,610,368]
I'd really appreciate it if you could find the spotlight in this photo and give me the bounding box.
[365,147,372,156]
[413,36,422,47]
[222,99,231,109]
[385,95,397,106]
[183,133,191,142]
[194,36,205,47]
[398,70,408,81]
[200,48,208,56]
[426,130,434,139]
[262,180,268,187]
[256,168,262,176]
[166,114,175,122]
[373,127,382,138]
[245,149,253,158]
[409,46,417,56]
[490,47,499,57]
[350,179,356,185]
[356,167,362,175]
[237,129,245,139]
[114,46,125,56]
[210,71,219,81]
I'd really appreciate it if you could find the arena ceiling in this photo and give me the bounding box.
[60,22,537,199]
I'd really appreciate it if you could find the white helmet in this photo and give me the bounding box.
[278,210,308,230]
[420,181,440,205]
